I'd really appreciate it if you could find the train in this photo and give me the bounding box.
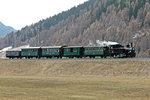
[6,42,136,59]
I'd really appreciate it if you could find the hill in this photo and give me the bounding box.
[0,22,16,37]
[0,0,150,57]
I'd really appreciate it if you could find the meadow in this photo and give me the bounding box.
[0,59,150,100]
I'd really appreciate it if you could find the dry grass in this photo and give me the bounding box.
[0,76,150,100]
[0,59,150,100]
[0,59,150,77]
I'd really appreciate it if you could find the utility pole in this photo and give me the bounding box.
[37,26,40,46]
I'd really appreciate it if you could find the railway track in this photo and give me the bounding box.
[0,57,150,61]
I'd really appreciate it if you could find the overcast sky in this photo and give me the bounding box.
[0,0,88,30]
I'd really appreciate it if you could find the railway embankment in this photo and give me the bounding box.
[0,59,150,77]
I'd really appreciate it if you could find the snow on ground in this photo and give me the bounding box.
[0,46,12,53]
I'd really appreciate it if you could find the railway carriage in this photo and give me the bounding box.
[41,46,63,58]
[83,46,109,58]
[63,46,84,58]
[6,50,21,59]
[21,47,41,59]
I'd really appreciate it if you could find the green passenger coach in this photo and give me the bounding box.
[21,47,41,58]
[83,46,109,58]
[41,46,63,58]
[63,46,84,58]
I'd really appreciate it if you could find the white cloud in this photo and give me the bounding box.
[0,0,88,30]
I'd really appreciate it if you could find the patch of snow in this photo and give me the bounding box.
[0,46,12,53]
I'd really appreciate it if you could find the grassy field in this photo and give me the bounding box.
[0,59,150,100]
[0,76,150,100]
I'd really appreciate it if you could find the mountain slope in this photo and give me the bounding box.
[0,0,150,57]
[0,22,16,37]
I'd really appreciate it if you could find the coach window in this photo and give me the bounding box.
[54,49,56,52]
[43,49,46,52]
[57,49,59,52]
[70,48,73,52]
[93,48,95,51]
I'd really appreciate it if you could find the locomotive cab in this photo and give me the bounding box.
[109,44,125,58]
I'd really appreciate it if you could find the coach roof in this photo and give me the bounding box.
[41,46,62,49]
[21,47,41,49]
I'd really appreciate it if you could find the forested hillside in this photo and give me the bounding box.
[0,0,150,57]
[0,22,16,37]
